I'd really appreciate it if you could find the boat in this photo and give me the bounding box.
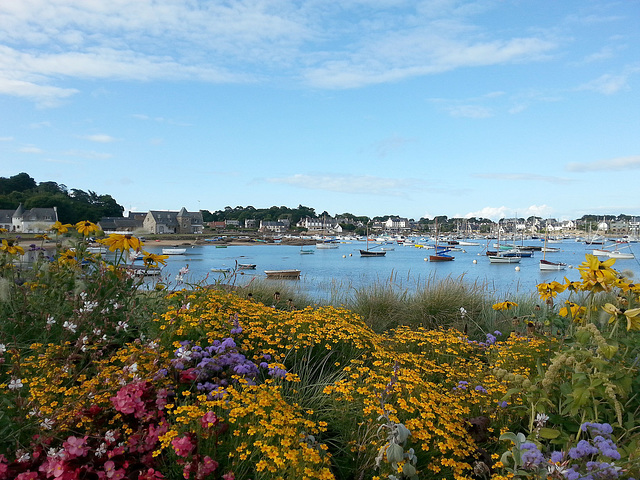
[162,247,187,255]
[237,263,256,269]
[489,229,520,263]
[429,219,454,262]
[300,246,315,255]
[211,267,232,273]
[316,242,338,249]
[264,269,301,279]
[123,265,162,276]
[539,227,566,270]
[87,245,108,254]
[360,227,386,257]
[607,245,635,259]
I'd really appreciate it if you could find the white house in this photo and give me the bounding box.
[9,204,59,233]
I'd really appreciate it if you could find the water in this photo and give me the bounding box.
[136,240,640,302]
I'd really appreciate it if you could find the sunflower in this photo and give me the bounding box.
[75,220,99,236]
[603,303,640,331]
[0,227,7,233]
[559,301,587,323]
[577,254,617,292]
[0,239,25,256]
[492,301,518,311]
[142,251,169,268]
[99,234,143,252]
[49,221,73,235]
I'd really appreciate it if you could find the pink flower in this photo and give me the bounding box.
[103,460,126,480]
[63,435,89,458]
[222,473,235,480]
[200,411,219,429]
[16,473,38,480]
[110,382,147,417]
[201,456,218,476]
[138,468,165,479]
[171,435,194,458]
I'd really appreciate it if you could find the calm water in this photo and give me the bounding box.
[137,240,640,302]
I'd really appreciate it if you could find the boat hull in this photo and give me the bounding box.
[539,259,567,271]
[360,250,386,257]
[489,255,521,264]
[264,269,301,279]
[162,248,187,255]
[429,255,454,262]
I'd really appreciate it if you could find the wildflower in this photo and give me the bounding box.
[75,220,99,236]
[49,221,73,234]
[142,251,169,267]
[460,307,467,318]
[520,442,544,469]
[16,451,30,463]
[63,321,77,333]
[492,301,518,311]
[116,321,128,332]
[474,385,487,394]
[559,301,586,322]
[201,411,219,429]
[0,239,24,255]
[550,451,564,463]
[58,249,77,264]
[64,435,90,457]
[0,343,5,354]
[602,303,640,331]
[8,378,24,390]
[40,418,54,430]
[577,254,617,292]
[99,233,143,252]
[535,412,549,428]
[46,316,56,325]
[537,280,567,301]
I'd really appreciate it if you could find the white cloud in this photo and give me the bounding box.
[463,204,553,221]
[0,136,13,141]
[473,172,572,184]
[83,134,117,143]
[566,155,640,172]
[62,149,112,160]
[19,145,44,154]
[266,173,418,196]
[577,73,629,95]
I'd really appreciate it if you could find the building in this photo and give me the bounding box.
[259,219,290,233]
[98,213,145,233]
[2,204,59,233]
[143,208,204,234]
[384,217,410,232]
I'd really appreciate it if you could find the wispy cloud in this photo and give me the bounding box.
[62,149,113,160]
[463,204,552,221]
[576,72,630,95]
[266,174,419,196]
[373,135,415,158]
[566,155,640,172]
[82,134,118,143]
[0,136,13,141]
[19,145,44,154]
[473,172,572,184]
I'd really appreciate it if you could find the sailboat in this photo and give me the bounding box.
[489,224,521,264]
[539,226,566,270]
[360,226,386,257]
[429,219,454,262]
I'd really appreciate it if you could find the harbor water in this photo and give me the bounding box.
[136,239,640,302]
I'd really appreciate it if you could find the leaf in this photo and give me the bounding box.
[538,427,561,439]
[499,432,520,444]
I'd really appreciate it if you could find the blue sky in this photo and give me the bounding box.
[1,0,639,221]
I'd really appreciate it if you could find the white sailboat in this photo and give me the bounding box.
[540,226,566,270]
[489,225,521,264]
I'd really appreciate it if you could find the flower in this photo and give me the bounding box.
[49,221,73,234]
[8,378,24,390]
[58,249,77,264]
[75,220,99,236]
[63,436,90,458]
[171,435,194,458]
[537,280,567,301]
[142,251,168,267]
[0,239,24,255]
[577,254,617,292]
[603,303,640,331]
[492,301,518,311]
[0,343,5,354]
[99,233,143,252]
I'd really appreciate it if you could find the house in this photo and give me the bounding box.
[259,219,290,233]
[143,208,204,234]
[296,217,343,233]
[384,217,410,232]
[7,204,59,233]
[0,210,13,231]
[98,213,145,233]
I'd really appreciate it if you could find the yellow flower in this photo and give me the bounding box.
[0,227,7,233]
[75,220,99,236]
[492,301,518,311]
[537,281,567,301]
[578,254,617,292]
[49,221,73,235]
[58,249,77,265]
[99,233,143,252]
[603,303,640,331]
[142,251,168,267]
[0,239,25,255]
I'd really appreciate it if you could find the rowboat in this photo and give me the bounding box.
[162,248,187,255]
[264,269,301,279]
[237,263,256,269]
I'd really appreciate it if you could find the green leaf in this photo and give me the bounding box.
[538,427,561,439]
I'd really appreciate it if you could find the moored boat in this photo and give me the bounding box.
[264,269,301,279]
[162,247,187,255]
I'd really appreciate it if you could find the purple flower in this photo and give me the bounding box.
[498,401,508,408]
[520,442,544,469]
[474,385,488,394]
[550,451,564,463]
[569,440,599,459]
[494,330,502,336]
[485,333,497,345]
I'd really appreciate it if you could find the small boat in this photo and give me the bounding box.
[489,229,519,263]
[430,220,454,261]
[360,227,386,257]
[300,246,315,255]
[237,263,256,269]
[87,246,108,254]
[539,227,566,270]
[123,265,162,276]
[211,267,232,273]
[162,247,187,255]
[360,249,386,257]
[316,242,339,249]
[264,269,301,279]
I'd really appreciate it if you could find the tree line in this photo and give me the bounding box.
[0,172,124,224]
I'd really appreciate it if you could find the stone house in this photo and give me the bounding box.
[2,204,59,233]
[143,208,204,234]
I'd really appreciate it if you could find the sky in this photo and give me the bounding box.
[1,0,639,222]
